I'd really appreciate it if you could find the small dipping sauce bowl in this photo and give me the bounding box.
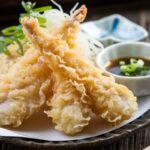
[96,42,150,97]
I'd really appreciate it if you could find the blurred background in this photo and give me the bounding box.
[0,0,150,30]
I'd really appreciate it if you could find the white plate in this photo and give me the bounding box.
[0,95,149,141]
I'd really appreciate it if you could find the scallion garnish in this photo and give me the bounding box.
[2,26,17,36]
[119,61,125,65]
[0,1,52,55]
[32,6,52,13]
[21,1,36,13]
[119,58,150,76]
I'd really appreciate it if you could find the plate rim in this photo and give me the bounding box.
[0,109,149,149]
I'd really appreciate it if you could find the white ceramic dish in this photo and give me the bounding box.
[96,42,150,97]
[81,14,148,47]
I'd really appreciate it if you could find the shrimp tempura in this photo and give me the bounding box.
[22,6,137,135]
[0,6,91,130]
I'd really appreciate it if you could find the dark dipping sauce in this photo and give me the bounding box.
[106,57,150,77]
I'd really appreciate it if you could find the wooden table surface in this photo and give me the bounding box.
[0,1,150,150]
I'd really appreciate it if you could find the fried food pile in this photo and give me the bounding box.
[0,5,137,135]
[22,6,137,134]
[0,43,52,127]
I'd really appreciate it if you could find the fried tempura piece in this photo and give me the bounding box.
[0,6,91,131]
[58,5,87,48]
[0,44,52,127]
[0,44,21,75]
[22,6,94,135]
[45,76,91,134]
[22,6,137,135]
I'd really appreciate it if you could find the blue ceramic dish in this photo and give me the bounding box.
[81,14,148,46]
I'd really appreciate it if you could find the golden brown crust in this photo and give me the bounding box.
[22,16,137,135]
[72,5,87,22]
[0,44,52,127]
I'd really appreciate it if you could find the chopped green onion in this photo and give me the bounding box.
[20,13,29,17]
[120,65,136,73]
[130,58,137,64]
[2,26,17,36]
[0,1,52,55]
[125,72,130,76]
[137,59,144,67]
[21,1,36,13]
[4,37,13,45]
[119,58,149,76]
[36,16,46,24]
[16,41,24,55]
[0,42,10,55]
[119,61,125,65]
[32,6,52,13]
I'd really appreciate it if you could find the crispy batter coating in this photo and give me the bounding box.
[0,44,21,75]
[0,5,137,135]
[22,6,137,135]
[0,5,99,130]
[45,77,91,134]
[0,44,52,127]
